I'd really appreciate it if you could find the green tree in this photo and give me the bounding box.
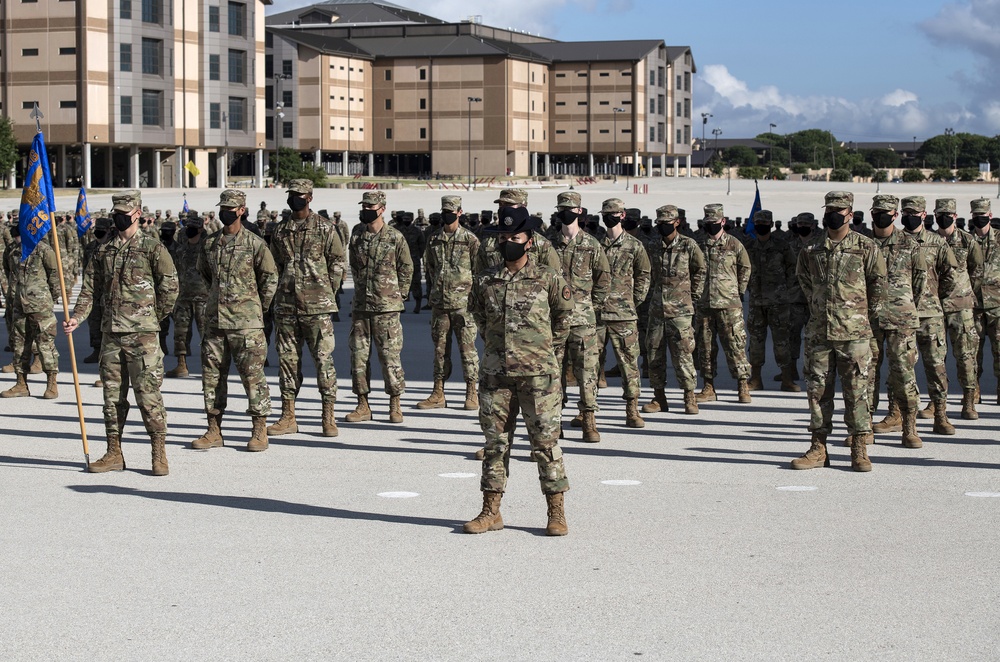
[723,145,758,167]
[0,117,17,189]
[791,164,810,175]
[901,168,926,183]
[930,166,953,181]
[957,167,980,182]
[862,148,901,169]
[829,168,853,182]
[852,162,875,180]
[873,170,889,183]
[710,161,724,176]
[270,147,328,187]
[765,165,786,180]
[788,129,841,168]
[738,165,766,180]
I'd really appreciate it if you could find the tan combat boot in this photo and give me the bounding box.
[570,412,584,428]
[851,433,873,472]
[151,434,169,476]
[345,395,372,422]
[165,355,189,378]
[961,388,979,421]
[641,388,668,414]
[581,411,601,443]
[974,383,980,404]
[918,400,934,420]
[463,491,504,534]
[267,397,298,435]
[42,372,58,399]
[416,379,447,409]
[932,400,956,435]
[463,381,479,410]
[598,366,608,389]
[791,433,829,470]
[247,416,269,452]
[88,434,125,473]
[872,401,902,433]
[1,373,29,398]
[322,399,339,437]
[545,492,568,536]
[683,390,699,415]
[474,447,485,460]
[780,366,801,393]
[29,356,42,374]
[564,365,577,387]
[901,405,922,448]
[737,379,752,403]
[696,378,717,403]
[747,365,763,391]
[389,395,404,423]
[1,363,13,373]
[625,399,645,428]
[192,411,224,449]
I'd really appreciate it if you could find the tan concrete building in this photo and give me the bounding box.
[0,0,271,188]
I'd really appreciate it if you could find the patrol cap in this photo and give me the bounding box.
[935,198,957,214]
[626,208,642,220]
[871,194,899,212]
[333,211,342,219]
[796,212,818,225]
[111,190,142,213]
[656,205,680,222]
[185,215,205,228]
[318,209,330,219]
[95,216,112,229]
[160,220,176,231]
[286,179,313,195]
[217,189,246,208]
[417,208,425,217]
[556,191,582,209]
[753,210,773,224]
[481,206,540,235]
[971,198,991,215]
[901,196,926,212]
[703,203,725,221]
[601,198,625,214]
[824,191,853,209]
[155,209,162,216]
[165,209,172,216]
[441,195,462,212]
[494,188,528,205]
[360,190,386,207]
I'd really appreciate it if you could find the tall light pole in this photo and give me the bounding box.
[701,112,713,176]
[712,127,722,174]
[467,96,481,188]
[273,72,291,186]
[944,127,955,171]
[222,111,229,182]
[613,107,626,183]
[768,123,777,164]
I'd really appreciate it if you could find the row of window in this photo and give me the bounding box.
[21,100,76,109]
[119,0,247,35]
[554,71,632,79]
[20,47,76,56]
[675,73,691,92]
[554,129,632,135]
[554,100,632,108]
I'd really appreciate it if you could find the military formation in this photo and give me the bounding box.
[3,184,1000,537]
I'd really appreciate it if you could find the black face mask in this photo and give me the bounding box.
[287,196,308,212]
[823,211,847,231]
[113,212,134,232]
[901,214,923,232]
[936,214,955,229]
[792,226,812,237]
[10,226,20,239]
[400,217,413,226]
[160,230,175,241]
[360,209,380,224]
[622,218,639,232]
[220,209,240,226]
[185,226,200,239]
[872,212,895,229]
[499,239,528,262]
[441,212,458,226]
[755,223,772,236]
[602,213,621,229]
[704,221,723,236]
[93,228,107,240]
[972,215,992,229]
[560,209,583,226]
[657,222,677,238]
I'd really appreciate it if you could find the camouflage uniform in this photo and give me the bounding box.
[50,217,79,294]
[970,199,1000,391]
[746,210,797,381]
[396,214,426,309]
[169,217,209,360]
[785,214,820,373]
[81,219,113,356]
[3,236,60,376]
[197,190,278,418]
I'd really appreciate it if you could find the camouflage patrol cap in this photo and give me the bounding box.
[601,198,625,214]
[166,210,172,216]
[934,198,957,214]
[753,210,773,224]
[359,190,386,207]
[155,209,162,216]
[318,209,330,219]
[703,203,725,221]
[142,205,150,213]
[333,211,341,219]
[901,196,926,212]
[417,208,425,217]
[160,220,176,231]
[217,189,246,208]
[494,188,528,205]
[971,198,992,215]
[796,212,817,225]
[823,191,853,209]
[441,195,462,212]
[871,194,899,212]
[482,206,540,235]
[656,205,680,222]
[95,216,112,229]
[112,190,142,213]
[556,191,582,209]
[185,215,204,228]
[287,179,313,195]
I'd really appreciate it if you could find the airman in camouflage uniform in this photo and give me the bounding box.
[465,208,573,536]
[792,191,886,472]
[695,204,752,404]
[865,194,925,449]
[745,209,799,392]
[1,226,60,399]
[969,198,1000,403]
[66,190,179,476]
[164,215,208,378]
[393,210,426,313]
[643,204,706,416]
[50,214,80,295]
[267,180,346,437]
[347,190,413,424]
[596,198,650,427]
[551,191,611,442]
[81,217,113,367]
[475,190,563,275]
[780,213,820,383]
[419,195,481,411]
[934,197,983,420]
[900,196,960,435]
[191,190,277,452]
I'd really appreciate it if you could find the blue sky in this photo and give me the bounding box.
[267,0,1000,140]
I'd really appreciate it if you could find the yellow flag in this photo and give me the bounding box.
[185,160,201,176]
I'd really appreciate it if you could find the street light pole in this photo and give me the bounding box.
[701,112,713,177]
[223,111,229,183]
[467,96,482,189]
[711,127,722,175]
[944,127,955,172]
[768,123,776,164]
[273,73,291,186]
[613,107,625,183]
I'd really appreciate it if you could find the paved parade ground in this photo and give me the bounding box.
[2,178,999,660]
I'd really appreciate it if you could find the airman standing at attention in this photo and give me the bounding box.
[969,198,1000,402]
[165,214,209,379]
[778,212,820,383]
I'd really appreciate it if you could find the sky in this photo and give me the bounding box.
[266,0,1000,141]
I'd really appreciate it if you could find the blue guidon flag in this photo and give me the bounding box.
[183,194,189,213]
[18,132,56,262]
[75,187,92,238]
[744,180,762,239]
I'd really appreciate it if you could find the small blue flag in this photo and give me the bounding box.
[18,131,56,262]
[183,195,189,213]
[745,180,762,239]
[75,187,92,238]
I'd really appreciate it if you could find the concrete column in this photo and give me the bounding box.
[152,151,160,188]
[177,146,187,187]
[646,156,653,178]
[129,146,140,188]
[342,150,349,177]
[661,153,667,177]
[544,153,551,177]
[104,148,113,188]
[255,149,264,188]
[633,151,640,177]
[57,145,67,187]
[216,151,227,188]
[674,157,680,178]
[314,148,321,168]
[685,154,692,178]
[9,165,16,190]
[530,152,536,177]
[367,152,374,176]
[83,143,92,189]
[588,153,595,177]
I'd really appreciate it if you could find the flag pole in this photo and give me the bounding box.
[31,105,89,468]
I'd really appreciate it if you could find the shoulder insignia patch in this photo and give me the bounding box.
[562,286,572,301]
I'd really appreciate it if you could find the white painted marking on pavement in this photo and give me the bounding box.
[378,492,420,498]
[439,473,477,479]
[776,486,818,492]
[601,480,642,486]
[965,492,1000,498]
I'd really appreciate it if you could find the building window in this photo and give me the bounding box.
[282,90,293,107]
[599,72,609,77]
[676,102,682,116]
[60,100,77,109]
[555,130,566,134]
[265,54,273,78]
[577,101,587,106]
[385,70,391,81]
[59,47,77,55]
[599,101,609,106]
[650,127,655,142]
[265,86,273,108]
[420,127,426,139]
[684,125,690,143]
[577,72,587,78]
[650,69,655,84]
[265,31,273,47]
[22,48,39,56]
[385,128,392,139]
[141,38,162,75]
[121,43,132,72]
[419,69,426,80]
[209,54,220,81]
[121,96,133,124]
[141,0,161,24]
[142,89,162,126]
[684,72,691,91]
[555,101,566,107]
[228,2,246,36]
[622,129,632,134]
[622,71,632,77]
[676,74,682,89]
[21,101,37,110]
[658,67,665,86]
[121,0,131,19]
[578,129,588,134]
[282,60,292,77]
[658,95,665,115]
[684,98,690,119]
[555,73,565,78]
[209,5,220,32]
[209,103,221,129]
[384,99,392,110]
[266,121,273,141]
[228,97,246,131]
[419,98,426,110]
[532,129,535,139]
[676,129,682,144]
[228,49,246,84]
[649,99,655,114]
[282,121,292,139]
[658,123,665,143]
[600,129,609,134]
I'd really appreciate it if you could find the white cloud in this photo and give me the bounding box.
[881,89,919,108]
